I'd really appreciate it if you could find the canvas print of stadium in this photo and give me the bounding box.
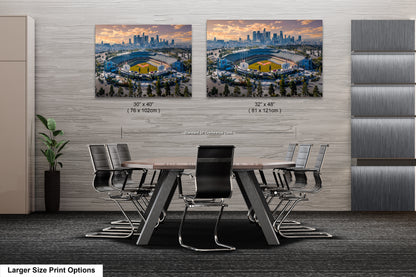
[207,20,323,97]
[95,25,192,97]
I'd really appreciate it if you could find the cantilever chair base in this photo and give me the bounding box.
[279,225,316,231]
[102,225,139,231]
[178,205,235,252]
[85,229,140,239]
[111,219,141,225]
[278,230,332,238]
[110,209,167,226]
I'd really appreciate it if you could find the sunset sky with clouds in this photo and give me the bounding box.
[95,25,192,45]
[207,20,322,41]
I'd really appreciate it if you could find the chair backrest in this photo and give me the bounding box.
[89,144,111,171]
[285,143,298,161]
[295,144,312,168]
[88,145,112,192]
[117,143,132,164]
[195,145,235,199]
[314,144,329,172]
[293,144,328,192]
[106,144,122,168]
[106,143,129,184]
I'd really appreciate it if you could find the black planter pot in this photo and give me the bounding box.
[44,171,60,212]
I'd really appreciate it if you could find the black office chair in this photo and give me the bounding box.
[178,145,236,252]
[248,144,298,223]
[86,144,149,239]
[266,144,313,227]
[107,144,147,188]
[116,143,159,189]
[273,144,332,238]
[275,143,312,189]
[107,143,167,227]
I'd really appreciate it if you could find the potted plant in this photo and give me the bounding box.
[37,115,69,212]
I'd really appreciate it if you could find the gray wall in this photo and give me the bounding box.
[1,0,415,211]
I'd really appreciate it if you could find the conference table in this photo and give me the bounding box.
[122,157,295,246]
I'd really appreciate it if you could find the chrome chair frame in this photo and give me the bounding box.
[178,199,235,252]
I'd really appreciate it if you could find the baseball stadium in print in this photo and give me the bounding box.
[95,25,192,98]
[207,20,323,97]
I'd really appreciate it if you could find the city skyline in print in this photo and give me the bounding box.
[207,20,323,98]
[95,24,192,98]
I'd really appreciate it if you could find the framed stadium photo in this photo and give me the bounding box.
[95,25,192,98]
[207,20,323,97]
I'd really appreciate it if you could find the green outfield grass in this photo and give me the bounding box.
[130,62,158,74]
[248,60,281,72]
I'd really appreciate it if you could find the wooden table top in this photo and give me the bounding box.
[122,157,295,170]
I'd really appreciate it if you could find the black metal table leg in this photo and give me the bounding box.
[136,169,182,245]
[234,170,280,246]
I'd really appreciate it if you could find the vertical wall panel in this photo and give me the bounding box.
[352,20,415,51]
[351,53,415,84]
[351,118,415,158]
[351,19,416,211]
[351,86,415,116]
[352,166,415,211]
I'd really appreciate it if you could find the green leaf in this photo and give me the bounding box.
[58,162,63,168]
[57,140,69,153]
[45,149,55,166]
[47,118,56,131]
[55,140,65,149]
[55,153,63,160]
[36,115,48,129]
[40,138,52,148]
[53,130,63,136]
[39,133,52,144]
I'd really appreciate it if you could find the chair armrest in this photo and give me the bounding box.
[284,168,319,173]
[180,171,194,177]
[273,167,294,172]
[95,169,128,174]
[95,169,132,191]
[114,167,147,172]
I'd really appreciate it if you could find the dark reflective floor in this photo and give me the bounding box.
[1,211,415,276]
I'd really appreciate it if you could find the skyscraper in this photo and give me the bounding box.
[156,35,159,43]
[280,30,283,40]
[253,31,257,42]
[266,31,271,40]
[247,34,250,41]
